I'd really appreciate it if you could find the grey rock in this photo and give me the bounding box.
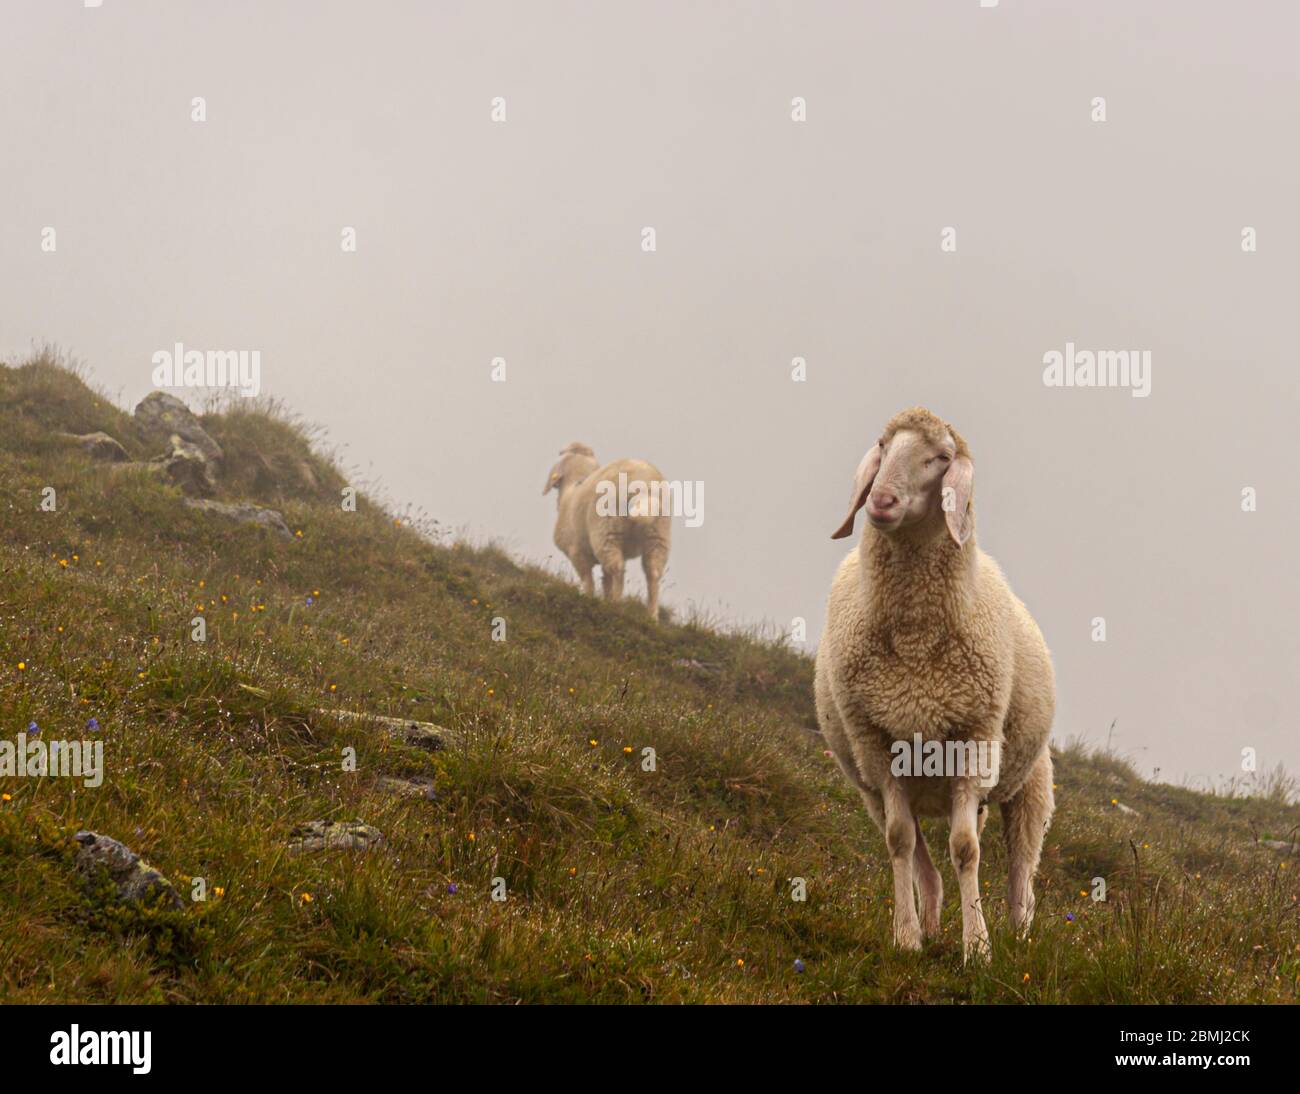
[673,657,724,675]
[378,776,439,801]
[1111,800,1140,816]
[183,498,292,540]
[56,430,129,463]
[316,708,455,751]
[134,391,223,464]
[153,435,218,497]
[1259,839,1299,854]
[73,830,184,909]
[287,820,384,854]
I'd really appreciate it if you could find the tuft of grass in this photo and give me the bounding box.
[0,351,1297,1003]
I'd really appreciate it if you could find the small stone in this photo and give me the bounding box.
[672,658,724,675]
[183,498,293,540]
[378,776,438,801]
[317,709,455,751]
[287,820,384,854]
[56,431,129,462]
[73,830,183,909]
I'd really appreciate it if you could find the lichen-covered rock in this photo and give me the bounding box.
[287,820,385,854]
[134,391,224,464]
[378,776,438,801]
[56,430,129,462]
[318,709,455,751]
[73,831,184,909]
[183,498,293,539]
[154,435,218,497]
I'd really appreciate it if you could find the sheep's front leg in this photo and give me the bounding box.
[576,564,595,596]
[882,779,923,951]
[949,778,990,962]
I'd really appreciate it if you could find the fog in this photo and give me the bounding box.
[3,0,1296,786]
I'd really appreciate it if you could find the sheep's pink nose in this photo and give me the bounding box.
[870,491,899,512]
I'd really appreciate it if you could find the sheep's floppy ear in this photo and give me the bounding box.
[831,445,882,540]
[543,461,564,495]
[942,455,974,546]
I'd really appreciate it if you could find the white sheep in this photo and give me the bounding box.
[814,407,1055,961]
[543,443,672,620]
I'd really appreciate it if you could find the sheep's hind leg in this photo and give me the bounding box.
[1001,749,1054,935]
[882,780,923,951]
[912,819,943,938]
[949,778,990,963]
[599,559,624,600]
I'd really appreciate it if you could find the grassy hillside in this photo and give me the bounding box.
[1,351,1296,1004]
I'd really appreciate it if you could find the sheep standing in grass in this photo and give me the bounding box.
[543,443,672,620]
[814,407,1055,961]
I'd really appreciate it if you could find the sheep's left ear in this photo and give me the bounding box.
[942,456,974,546]
[543,462,563,495]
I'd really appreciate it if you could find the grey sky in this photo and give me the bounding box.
[2,1,1297,786]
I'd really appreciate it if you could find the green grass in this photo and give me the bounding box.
[1,349,1297,1004]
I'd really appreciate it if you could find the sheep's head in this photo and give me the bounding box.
[543,442,598,496]
[831,407,974,545]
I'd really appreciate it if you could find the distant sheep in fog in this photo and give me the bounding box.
[543,442,672,620]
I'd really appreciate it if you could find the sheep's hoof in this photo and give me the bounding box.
[962,933,991,965]
[894,921,923,952]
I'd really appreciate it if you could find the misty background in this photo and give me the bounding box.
[2,1,1296,787]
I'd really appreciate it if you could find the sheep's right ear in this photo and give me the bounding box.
[831,445,881,539]
[543,462,563,495]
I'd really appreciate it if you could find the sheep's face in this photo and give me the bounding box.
[867,428,957,532]
[832,409,975,545]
